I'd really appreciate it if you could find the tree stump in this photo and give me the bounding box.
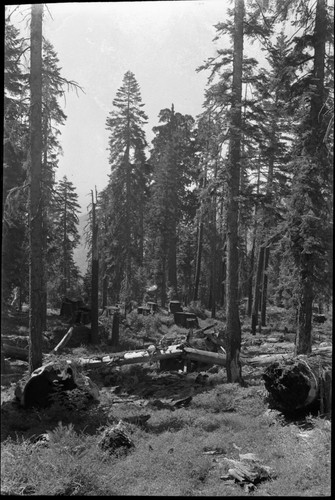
[263,355,332,414]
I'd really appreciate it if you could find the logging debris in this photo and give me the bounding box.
[220,453,276,492]
[98,421,135,454]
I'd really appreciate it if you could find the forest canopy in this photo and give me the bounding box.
[2,1,333,376]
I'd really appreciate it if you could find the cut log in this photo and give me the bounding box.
[174,312,199,328]
[263,355,332,413]
[77,344,185,369]
[2,343,28,362]
[183,346,226,366]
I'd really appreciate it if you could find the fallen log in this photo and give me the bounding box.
[2,343,28,362]
[263,355,332,413]
[183,346,226,366]
[77,344,184,368]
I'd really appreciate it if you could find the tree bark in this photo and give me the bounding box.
[225,0,244,383]
[295,257,314,355]
[29,4,44,373]
[110,311,120,348]
[251,245,264,335]
[193,216,204,302]
[260,246,270,326]
[91,190,99,344]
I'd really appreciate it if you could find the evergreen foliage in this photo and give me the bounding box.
[48,176,81,304]
[102,71,149,302]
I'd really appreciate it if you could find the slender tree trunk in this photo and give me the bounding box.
[193,220,203,302]
[260,246,270,326]
[62,188,68,298]
[91,190,99,344]
[41,117,48,331]
[247,161,261,317]
[139,192,144,267]
[247,234,255,317]
[160,250,167,308]
[251,245,264,335]
[225,0,244,383]
[29,3,43,373]
[168,216,178,299]
[211,160,218,319]
[102,269,108,310]
[194,125,209,303]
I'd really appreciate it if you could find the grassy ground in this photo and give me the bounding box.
[1,305,332,496]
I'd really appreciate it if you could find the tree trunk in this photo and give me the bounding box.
[247,163,261,317]
[168,218,178,299]
[91,190,99,344]
[110,311,120,348]
[295,257,314,355]
[211,160,218,319]
[29,4,44,373]
[41,116,49,332]
[251,245,264,335]
[193,136,208,303]
[225,0,244,383]
[193,219,204,302]
[102,271,108,310]
[260,246,270,326]
[247,234,255,317]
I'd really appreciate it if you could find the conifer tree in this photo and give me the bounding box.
[282,0,333,354]
[50,176,81,301]
[148,105,196,305]
[104,71,148,300]
[2,20,30,306]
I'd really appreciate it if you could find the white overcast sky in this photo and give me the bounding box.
[10,1,263,213]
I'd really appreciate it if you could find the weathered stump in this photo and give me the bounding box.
[137,306,151,315]
[15,361,99,409]
[174,312,199,328]
[263,355,332,414]
[147,301,158,313]
[169,301,183,314]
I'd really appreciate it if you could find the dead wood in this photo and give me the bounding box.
[221,455,275,490]
[263,355,332,412]
[183,346,226,366]
[51,326,74,354]
[2,343,28,362]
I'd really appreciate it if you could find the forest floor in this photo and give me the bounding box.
[1,304,332,496]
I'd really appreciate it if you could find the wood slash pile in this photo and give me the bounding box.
[220,453,276,492]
